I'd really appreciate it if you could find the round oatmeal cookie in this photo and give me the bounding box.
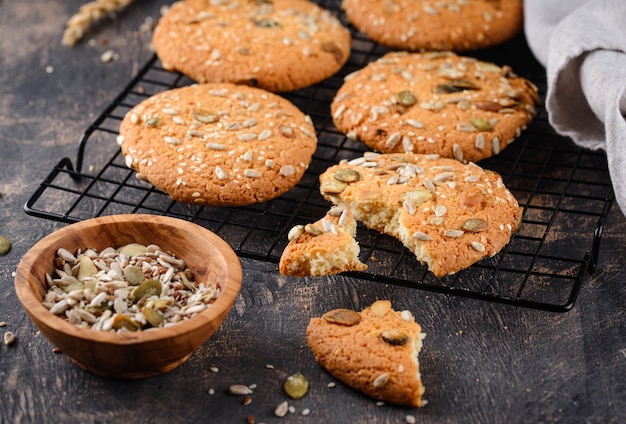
[118,83,318,207]
[152,0,351,92]
[331,51,539,163]
[307,300,426,407]
[342,0,523,52]
[319,152,522,277]
[279,206,367,277]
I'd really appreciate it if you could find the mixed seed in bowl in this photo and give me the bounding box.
[42,243,221,332]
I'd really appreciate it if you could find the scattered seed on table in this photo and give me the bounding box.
[0,235,10,256]
[274,401,289,418]
[210,366,219,373]
[284,372,309,399]
[0,321,6,327]
[228,385,253,396]
[4,331,15,346]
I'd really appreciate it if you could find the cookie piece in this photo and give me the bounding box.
[152,0,351,92]
[342,0,523,52]
[118,83,317,206]
[331,51,539,163]
[319,152,522,277]
[307,300,426,407]
[279,207,367,276]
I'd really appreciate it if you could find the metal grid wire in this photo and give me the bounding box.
[24,0,614,312]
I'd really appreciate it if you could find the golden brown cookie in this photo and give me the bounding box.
[319,152,522,277]
[152,0,352,92]
[342,0,523,52]
[306,300,426,407]
[331,51,539,163]
[118,83,317,206]
[279,206,367,276]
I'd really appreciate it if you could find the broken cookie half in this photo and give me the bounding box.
[306,300,427,407]
[279,207,367,277]
[319,152,522,277]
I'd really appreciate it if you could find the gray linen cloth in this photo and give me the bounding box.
[524,0,626,215]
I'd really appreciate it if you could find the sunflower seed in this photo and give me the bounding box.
[373,373,390,389]
[229,385,254,396]
[4,331,16,346]
[275,401,289,417]
[470,241,486,252]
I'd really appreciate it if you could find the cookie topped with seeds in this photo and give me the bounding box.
[331,51,539,163]
[118,83,317,206]
[152,0,351,92]
[319,152,522,277]
[342,0,523,52]
[279,206,367,277]
[307,300,426,407]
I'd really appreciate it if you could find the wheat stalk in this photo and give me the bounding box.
[62,0,138,46]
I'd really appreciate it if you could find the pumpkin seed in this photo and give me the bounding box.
[320,180,347,195]
[323,309,361,326]
[381,329,409,346]
[111,314,140,332]
[255,18,280,28]
[334,168,361,183]
[145,116,160,127]
[76,256,98,281]
[434,79,480,94]
[193,109,219,123]
[475,61,501,73]
[142,306,165,327]
[304,224,323,236]
[461,218,488,232]
[180,272,197,292]
[123,265,145,285]
[284,372,309,399]
[395,90,417,107]
[398,189,433,206]
[321,41,344,63]
[0,235,10,256]
[116,243,148,257]
[469,116,492,132]
[474,100,502,112]
[370,300,391,317]
[129,279,162,303]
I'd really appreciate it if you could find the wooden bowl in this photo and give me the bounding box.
[14,214,242,379]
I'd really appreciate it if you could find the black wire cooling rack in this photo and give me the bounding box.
[25,0,614,312]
